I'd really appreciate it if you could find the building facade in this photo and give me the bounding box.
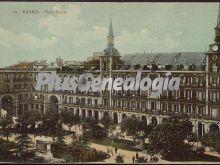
[1,6,220,138]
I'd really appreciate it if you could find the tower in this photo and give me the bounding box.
[107,17,114,48]
[205,4,220,120]
[100,18,121,71]
[207,4,220,72]
[215,3,220,43]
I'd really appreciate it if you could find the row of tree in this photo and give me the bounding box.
[1,109,220,162]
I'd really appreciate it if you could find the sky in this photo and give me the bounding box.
[0,2,219,67]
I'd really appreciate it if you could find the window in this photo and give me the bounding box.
[151,102,156,110]
[174,104,178,113]
[4,75,9,81]
[212,77,217,86]
[122,100,126,108]
[118,100,121,107]
[69,97,72,104]
[212,63,218,72]
[81,98,86,105]
[186,90,191,99]
[198,106,203,114]
[113,100,116,107]
[213,92,217,102]
[141,101,146,109]
[87,98,92,105]
[131,101,136,109]
[76,97,79,104]
[4,85,9,91]
[186,105,191,114]
[185,76,191,85]
[95,99,98,106]
[161,103,167,111]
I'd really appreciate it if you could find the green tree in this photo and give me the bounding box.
[27,111,42,136]
[82,117,108,139]
[100,114,112,129]
[15,114,34,159]
[0,138,17,161]
[120,116,142,142]
[142,124,154,139]
[42,111,60,140]
[60,110,74,131]
[73,114,81,126]
[0,114,13,142]
[147,114,194,159]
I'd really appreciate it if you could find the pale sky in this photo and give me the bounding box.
[0,2,219,67]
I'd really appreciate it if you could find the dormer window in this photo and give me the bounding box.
[184,65,189,70]
[177,64,184,70]
[151,64,158,71]
[165,64,172,70]
[189,64,196,71]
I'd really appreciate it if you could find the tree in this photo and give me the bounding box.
[73,114,81,126]
[0,138,17,161]
[100,114,112,129]
[142,124,154,139]
[82,117,108,139]
[15,114,34,159]
[60,110,74,131]
[26,111,42,136]
[0,114,13,142]
[120,116,142,142]
[201,131,220,153]
[147,114,194,159]
[42,111,60,140]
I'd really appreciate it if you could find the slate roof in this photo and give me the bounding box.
[121,52,206,70]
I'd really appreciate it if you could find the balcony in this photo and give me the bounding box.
[13,78,32,82]
[4,79,11,83]
[190,114,220,122]
[19,98,44,103]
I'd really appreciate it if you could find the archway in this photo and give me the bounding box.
[76,109,79,115]
[113,113,118,124]
[82,109,86,118]
[210,123,219,133]
[151,117,158,127]
[88,110,92,117]
[141,116,147,128]
[121,113,127,122]
[1,95,13,116]
[103,112,110,118]
[162,118,168,124]
[94,111,99,120]
[49,95,59,111]
[198,122,203,137]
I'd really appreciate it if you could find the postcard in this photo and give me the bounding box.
[0,1,220,164]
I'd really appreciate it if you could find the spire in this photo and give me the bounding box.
[216,3,220,28]
[107,17,114,48]
[104,17,120,56]
[108,17,114,37]
[215,3,220,43]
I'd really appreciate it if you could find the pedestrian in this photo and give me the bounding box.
[110,148,114,156]
[132,156,135,164]
[115,147,118,154]
[136,152,139,159]
[107,148,110,156]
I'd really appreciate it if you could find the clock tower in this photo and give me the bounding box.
[207,4,220,72]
